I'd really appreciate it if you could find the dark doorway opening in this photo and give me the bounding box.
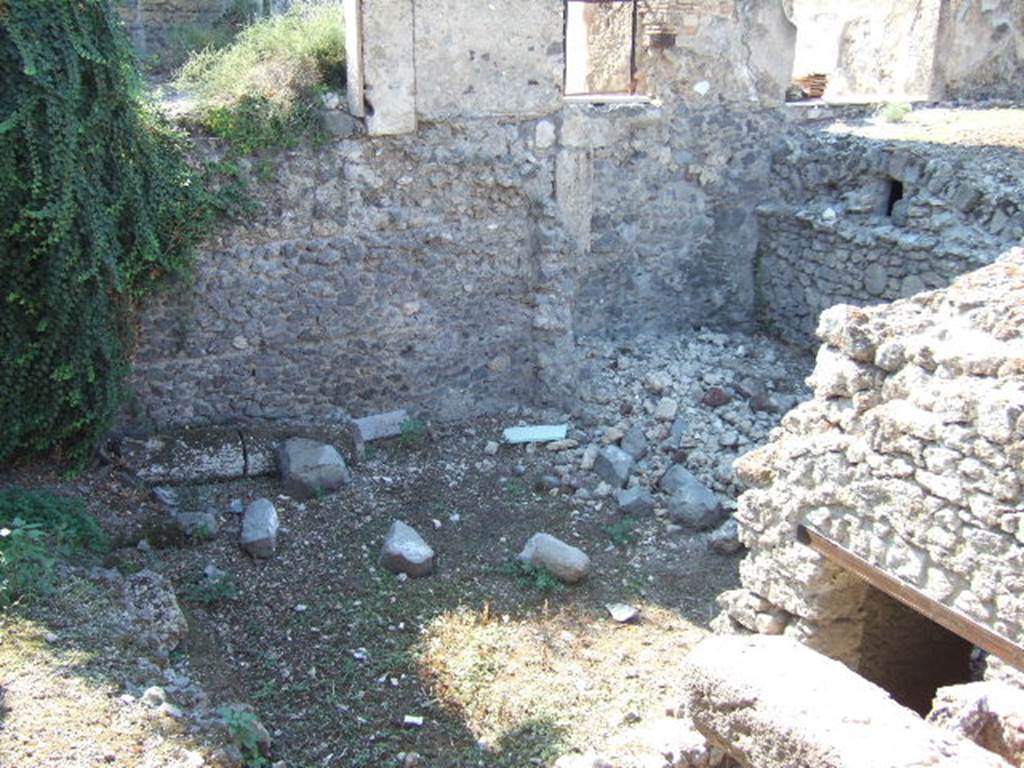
[886,178,905,217]
[857,584,975,715]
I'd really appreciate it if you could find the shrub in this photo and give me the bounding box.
[879,102,912,124]
[0,519,54,604]
[1,0,210,464]
[218,704,270,767]
[176,1,345,152]
[0,489,109,604]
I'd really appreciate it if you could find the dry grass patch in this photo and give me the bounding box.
[0,577,218,768]
[419,601,708,758]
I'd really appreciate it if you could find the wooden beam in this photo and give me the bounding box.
[797,524,1024,673]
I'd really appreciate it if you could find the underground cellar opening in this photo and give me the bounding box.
[855,584,975,716]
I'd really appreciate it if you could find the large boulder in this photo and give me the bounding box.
[661,465,723,530]
[518,533,591,584]
[240,498,279,559]
[379,521,435,578]
[276,438,351,500]
[616,486,654,516]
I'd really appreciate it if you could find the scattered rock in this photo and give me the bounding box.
[354,410,409,442]
[323,110,358,138]
[123,570,188,658]
[519,533,591,584]
[547,439,579,452]
[645,370,673,394]
[152,486,179,509]
[276,438,352,500]
[616,487,654,516]
[659,464,702,495]
[701,387,731,408]
[173,510,219,539]
[669,488,725,531]
[240,498,279,559]
[605,603,640,623]
[660,467,722,530]
[380,521,435,578]
[708,518,743,554]
[484,440,499,455]
[594,446,635,488]
[141,686,167,707]
[654,397,679,422]
[580,444,600,470]
[620,425,648,460]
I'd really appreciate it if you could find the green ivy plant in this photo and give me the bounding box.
[0,0,210,464]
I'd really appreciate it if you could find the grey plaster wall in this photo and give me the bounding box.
[755,125,1024,348]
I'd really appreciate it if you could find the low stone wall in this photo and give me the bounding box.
[719,248,1024,691]
[756,125,1024,347]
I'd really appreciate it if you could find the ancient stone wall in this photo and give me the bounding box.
[719,249,1024,691]
[128,104,788,430]
[755,124,1024,347]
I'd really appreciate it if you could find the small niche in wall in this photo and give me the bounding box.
[885,178,905,217]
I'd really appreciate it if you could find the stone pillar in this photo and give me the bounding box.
[360,0,417,135]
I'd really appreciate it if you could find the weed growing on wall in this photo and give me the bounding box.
[1,0,212,464]
[176,1,345,153]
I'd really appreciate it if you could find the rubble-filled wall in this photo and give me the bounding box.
[755,126,1024,347]
[128,0,797,430]
[719,248,1024,693]
[129,102,789,429]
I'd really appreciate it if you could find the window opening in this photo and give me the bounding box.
[564,0,639,98]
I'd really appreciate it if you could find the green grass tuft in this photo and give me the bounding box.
[0,489,109,605]
[176,1,345,153]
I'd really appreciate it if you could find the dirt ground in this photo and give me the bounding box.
[0,417,742,768]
